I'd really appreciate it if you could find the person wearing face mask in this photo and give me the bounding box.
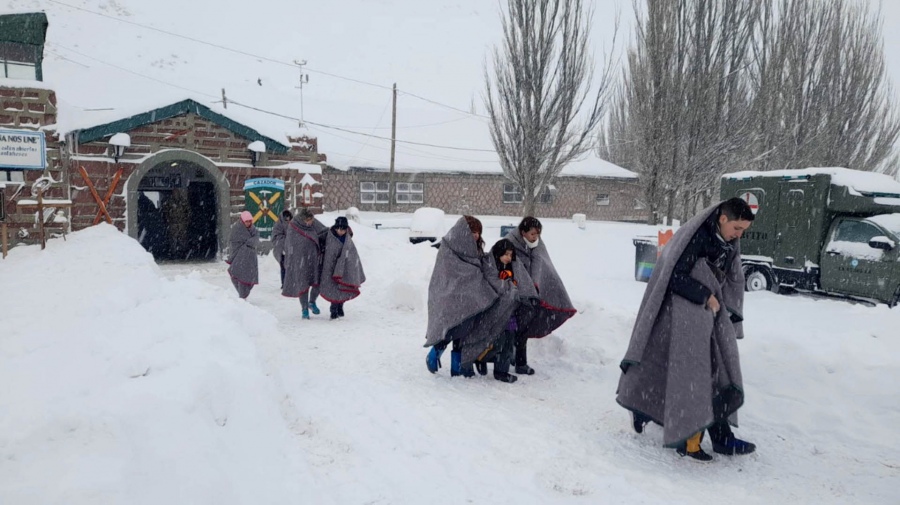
[503,217,577,376]
[319,217,366,320]
[226,211,259,299]
[282,207,329,319]
[617,198,756,462]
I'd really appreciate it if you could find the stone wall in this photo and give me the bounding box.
[322,168,649,222]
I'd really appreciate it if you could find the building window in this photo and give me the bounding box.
[596,193,610,206]
[634,199,647,210]
[360,181,390,204]
[503,184,524,204]
[2,59,36,80]
[395,182,424,204]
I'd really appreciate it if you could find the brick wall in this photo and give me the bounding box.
[322,168,649,222]
[69,112,325,233]
[0,85,65,248]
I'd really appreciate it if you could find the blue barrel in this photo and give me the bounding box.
[633,237,658,282]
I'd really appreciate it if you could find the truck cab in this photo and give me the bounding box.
[820,215,900,303]
[721,167,900,306]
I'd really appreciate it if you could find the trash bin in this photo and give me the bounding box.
[500,225,516,238]
[632,236,658,282]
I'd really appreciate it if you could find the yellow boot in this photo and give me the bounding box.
[677,432,713,462]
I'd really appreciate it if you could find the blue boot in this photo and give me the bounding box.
[309,302,320,315]
[450,351,475,378]
[426,347,445,373]
[302,309,310,320]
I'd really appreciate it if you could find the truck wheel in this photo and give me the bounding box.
[890,288,900,309]
[745,268,771,292]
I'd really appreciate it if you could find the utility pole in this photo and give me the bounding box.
[389,82,397,213]
[293,60,309,126]
[221,88,227,109]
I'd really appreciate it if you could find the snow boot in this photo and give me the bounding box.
[711,435,756,456]
[632,411,652,434]
[515,364,535,375]
[309,302,321,315]
[475,360,488,376]
[330,304,339,320]
[450,351,475,378]
[301,309,310,320]
[337,304,345,317]
[426,347,445,374]
[676,432,713,462]
[493,371,518,383]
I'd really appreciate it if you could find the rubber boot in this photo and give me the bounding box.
[426,347,445,374]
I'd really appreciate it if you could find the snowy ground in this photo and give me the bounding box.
[1,214,898,504]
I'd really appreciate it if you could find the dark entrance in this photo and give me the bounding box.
[136,161,218,261]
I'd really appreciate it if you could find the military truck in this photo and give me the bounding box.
[720,167,900,306]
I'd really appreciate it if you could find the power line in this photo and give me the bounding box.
[48,43,220,101]
[399,90,490,119]
[45,0,483,118]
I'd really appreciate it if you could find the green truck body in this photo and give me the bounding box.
[720,167,900,306]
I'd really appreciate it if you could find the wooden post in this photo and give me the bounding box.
[1,222,7,259]
[37,186,45,250]
[388,83,397,213]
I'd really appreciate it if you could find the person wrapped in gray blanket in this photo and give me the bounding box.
[617,198,756,462]
[226,211,259,299]
[282,207,328,319]
[424,216,490,378]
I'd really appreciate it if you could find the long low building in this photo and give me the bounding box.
[323,155,649,222]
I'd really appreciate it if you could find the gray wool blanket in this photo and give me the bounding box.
[271,219,288,262]
[424,218,500,349]
[458,257,539,366]
[503,230,576,338]
[227,222,259,285]
[319,231,366,303]
[281,216,328,297]
[617,204,745,447]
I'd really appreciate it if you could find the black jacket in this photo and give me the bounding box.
[668,212,735,305]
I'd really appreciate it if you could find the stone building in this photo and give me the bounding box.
[0,13,325,260]
[322,156,648,222]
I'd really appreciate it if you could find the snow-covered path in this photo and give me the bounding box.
[158,215,900,504]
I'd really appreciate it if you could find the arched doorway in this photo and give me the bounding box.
[126,150,230,261]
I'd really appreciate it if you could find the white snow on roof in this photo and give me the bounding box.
[273,162,322,174]
[344,154,637,180]
[867,213,900,237]
[298,173,318,186]
[558,153,639,179]
[724,167,900,196]
[0,78,55,91]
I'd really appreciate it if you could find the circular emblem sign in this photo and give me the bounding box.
[741,192,759,215]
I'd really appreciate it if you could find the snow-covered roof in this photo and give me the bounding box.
[298,173,318,186]
[274,162,322,174]
[724,167,900,196]
[344,154,637,180]
[558,153,639,179]
[867,213,900,237]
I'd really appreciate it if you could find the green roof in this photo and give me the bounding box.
[0,12,48,46]
[73,99,289,153]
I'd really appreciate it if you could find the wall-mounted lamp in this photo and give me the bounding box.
[248,140,266,167]
[109,133,131,163]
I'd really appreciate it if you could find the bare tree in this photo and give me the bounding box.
[603,0,761,223]
[484,0,616,217]
[748,0,900,173]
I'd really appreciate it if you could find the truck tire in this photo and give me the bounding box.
[744,266,773,292]
[890,287,900,309]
